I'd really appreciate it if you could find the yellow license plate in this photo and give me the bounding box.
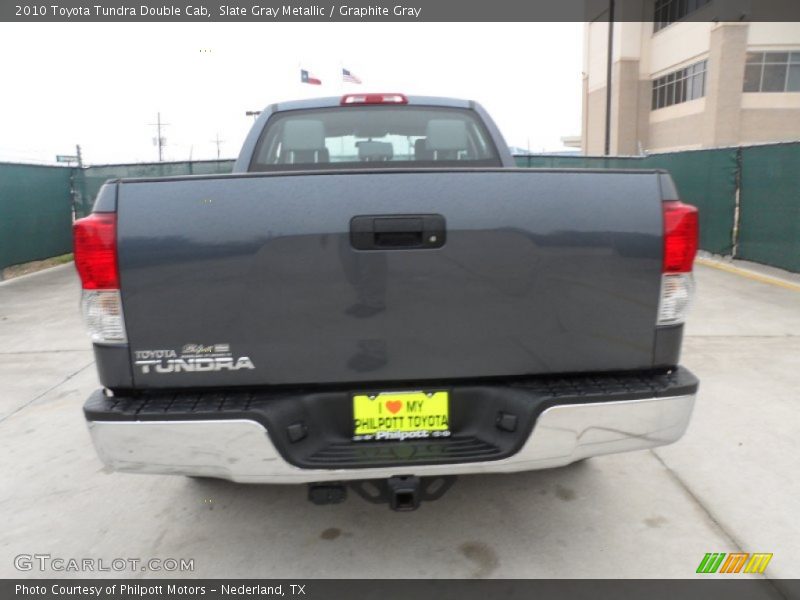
[352,390,450,441]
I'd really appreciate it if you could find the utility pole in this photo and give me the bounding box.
[76,144,83,168]
[604,0,615,156]
[149,112,169,161]
[211,133,224,160]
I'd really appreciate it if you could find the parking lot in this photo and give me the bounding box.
[1,260,798,582]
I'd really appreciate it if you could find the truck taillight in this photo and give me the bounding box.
[74,213,119,289]
[658,201,698,326]
[340,93,408,105]
[73,213,127,343]
[663,201,698,273]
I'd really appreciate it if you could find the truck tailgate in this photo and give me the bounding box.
[116,169,664,388]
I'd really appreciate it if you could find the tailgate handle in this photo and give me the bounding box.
[350,214,446,250]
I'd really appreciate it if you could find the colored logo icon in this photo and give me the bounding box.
[697,553,773,574]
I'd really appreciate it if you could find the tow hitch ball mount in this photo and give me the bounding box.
[308,475,457,511]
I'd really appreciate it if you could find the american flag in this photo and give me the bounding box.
[300,69,322,85]
[342,68,362,84]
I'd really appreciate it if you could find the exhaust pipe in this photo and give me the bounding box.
[307,482,347,506]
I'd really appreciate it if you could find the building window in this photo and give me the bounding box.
[654,0,711,33]
[652,60,707,110]
[743,52,800,93]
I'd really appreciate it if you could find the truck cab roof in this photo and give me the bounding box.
[267,95,475,112]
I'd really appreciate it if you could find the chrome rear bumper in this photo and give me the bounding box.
[87,393,696,483]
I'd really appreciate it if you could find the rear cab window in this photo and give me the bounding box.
[249,106,502,171]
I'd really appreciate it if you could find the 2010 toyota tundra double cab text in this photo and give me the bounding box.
[75,93,700,510]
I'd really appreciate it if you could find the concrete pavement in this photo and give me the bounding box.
[0,262,797,584]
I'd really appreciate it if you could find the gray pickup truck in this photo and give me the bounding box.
[75,93,699,510]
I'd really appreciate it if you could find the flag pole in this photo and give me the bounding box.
[297,61,302,97]
[339,60,345,158]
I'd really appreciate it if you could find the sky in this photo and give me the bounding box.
[0,22,583,164]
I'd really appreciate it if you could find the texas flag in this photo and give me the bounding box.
[300,69,322,85]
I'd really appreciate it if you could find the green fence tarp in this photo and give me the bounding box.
[0,163,74,270]
[515,149,739,256]
[737,144,800,273]
[2,144,798,273]
[641,149,739,256]
[72,160,235,217]
[514,155,639,170]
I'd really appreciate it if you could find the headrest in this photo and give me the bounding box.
[282,120,325,151]
[414,138,433,160]
[425,119,468,152]
[357,141,394,161]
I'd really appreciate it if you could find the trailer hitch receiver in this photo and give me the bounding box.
[349,475,457,511]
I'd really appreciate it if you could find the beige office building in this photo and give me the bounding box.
[582,6,800,155]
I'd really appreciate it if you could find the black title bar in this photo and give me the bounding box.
[3,0,800,22]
